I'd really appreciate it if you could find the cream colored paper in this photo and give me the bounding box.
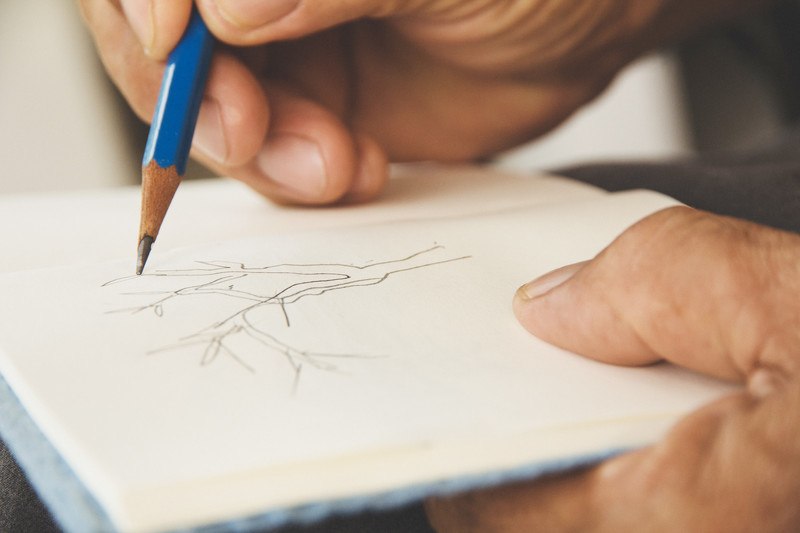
[0,164,604,273]
[0,188,734,532]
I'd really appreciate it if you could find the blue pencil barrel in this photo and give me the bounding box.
[142,9,214,175]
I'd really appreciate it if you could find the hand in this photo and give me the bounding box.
[426,207,800,532]
[77,0,756,205]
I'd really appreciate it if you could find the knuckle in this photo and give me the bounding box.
[78,0,120,28]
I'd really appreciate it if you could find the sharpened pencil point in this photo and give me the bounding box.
[137,235,154,275]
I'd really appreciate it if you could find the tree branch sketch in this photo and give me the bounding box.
[103,245,470,391]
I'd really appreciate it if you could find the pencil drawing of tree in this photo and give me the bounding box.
[103,245,469,391]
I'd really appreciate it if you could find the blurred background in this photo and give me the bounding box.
[1,0,797,194]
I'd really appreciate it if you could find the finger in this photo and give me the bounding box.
[192,52,269,168]
[198,85,384,205]
[592,382,800,531]
[85,3,268,166]
[339,134,389,204]
[81,0,379,206]
[195,0,429,45]
[513,207,800,382]
[426,468,594,533]
[118,0,193,59]
[80,0,165,114]
[81,1,270,173]
[250,85,355,204]
[428,383,800,532]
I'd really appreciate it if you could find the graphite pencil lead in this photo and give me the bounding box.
[137,235,155,275]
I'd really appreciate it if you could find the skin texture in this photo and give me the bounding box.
[77,2,795,530]
[78,0,761,205]
[427,207,800,532]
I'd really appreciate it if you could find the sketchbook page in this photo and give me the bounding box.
[0,164,604,273]
[0,191,732,533]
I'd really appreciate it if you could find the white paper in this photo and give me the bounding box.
[0,164,604,273]
[0,189,734,532]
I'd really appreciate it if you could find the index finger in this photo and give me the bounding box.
[118,0,193,59]
[195,0,428,45]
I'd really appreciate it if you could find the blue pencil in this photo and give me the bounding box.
[137,8,214,275]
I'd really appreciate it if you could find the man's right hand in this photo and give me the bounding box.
[78,0,763,205]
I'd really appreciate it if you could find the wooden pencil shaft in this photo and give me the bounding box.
[139,161,181,243]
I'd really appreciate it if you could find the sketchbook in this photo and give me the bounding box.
[0,165,735,533]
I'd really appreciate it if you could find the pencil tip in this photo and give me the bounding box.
[137,235,154,275]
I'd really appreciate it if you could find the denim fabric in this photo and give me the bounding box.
[558,129,800,234]
[0,439,60,532]
[0,376,114,533]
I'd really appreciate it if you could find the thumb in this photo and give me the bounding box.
[513,206,800,383]
[196,0,436,45]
